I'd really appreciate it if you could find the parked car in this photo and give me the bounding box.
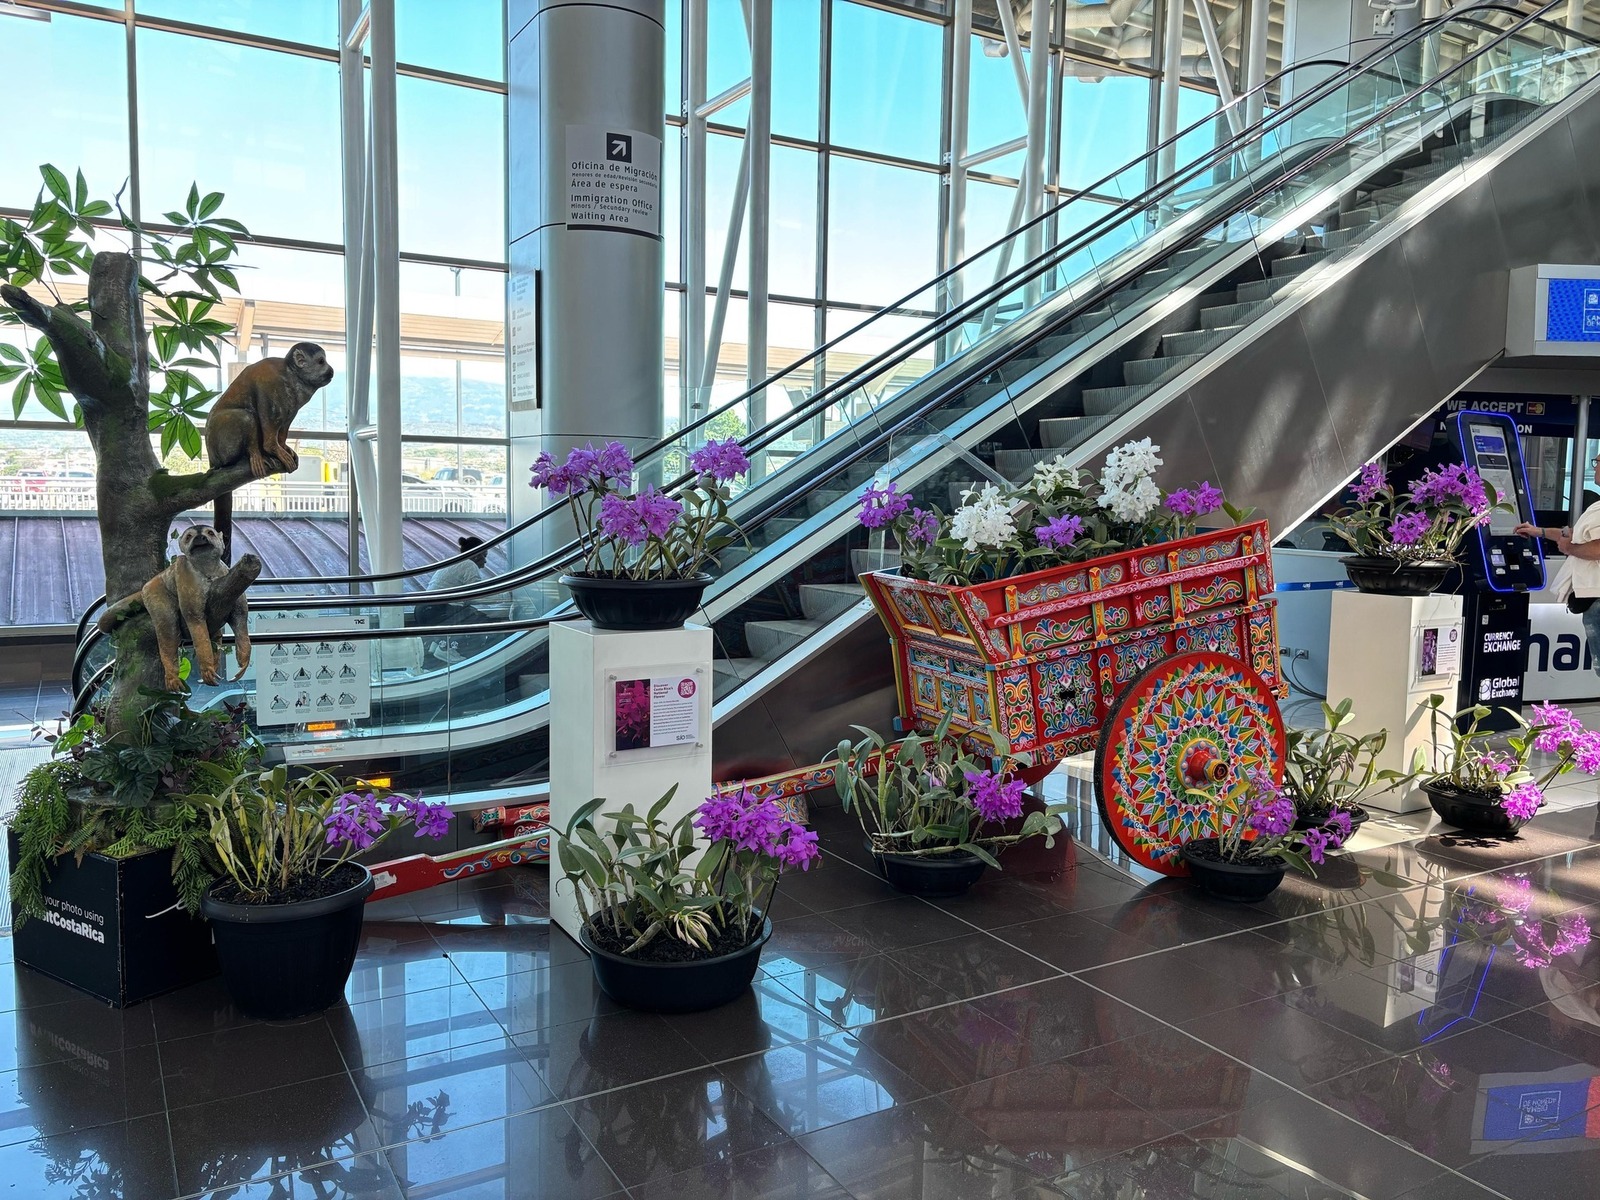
[431,467,483,484]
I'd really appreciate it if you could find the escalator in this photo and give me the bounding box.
[72,4,1600,803]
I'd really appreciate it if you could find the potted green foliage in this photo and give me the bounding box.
[1413,698,1598,836]
[6,694,257,1004]
[1180,770,1353,902]
[829,714,1066,897]
[530,437,750,629]
[1328,460,1499,595]
[1283,698,1393,831]
[193,766,452,1019]
[558,785,820,1013]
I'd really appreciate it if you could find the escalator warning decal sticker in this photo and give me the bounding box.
[249,615,372,727]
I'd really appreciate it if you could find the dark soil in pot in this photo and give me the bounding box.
[1423,781,1527,837]
[579,915,771,1013]
[1180,838,1286,902]
[1292,804,1371,833]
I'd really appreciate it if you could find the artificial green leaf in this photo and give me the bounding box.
[40,165,70,204]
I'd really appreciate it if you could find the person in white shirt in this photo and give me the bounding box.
[1516,452,1600,674]
[427,535,488,591]
[418,536,491,665]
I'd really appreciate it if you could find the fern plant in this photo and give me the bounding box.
[7,695,260,924]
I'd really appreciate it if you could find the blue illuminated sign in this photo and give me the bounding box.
[1546,278,1600,342]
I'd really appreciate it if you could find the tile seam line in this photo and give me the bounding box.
[1070,974,1518,1200]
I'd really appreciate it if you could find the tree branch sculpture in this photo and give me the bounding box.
[1,169,330,758]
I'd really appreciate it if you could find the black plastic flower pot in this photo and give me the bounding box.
[1180,838,1286,903]
[875,848,988,898]
[560,572,713,631]
[578,916,772,1013]
[200,862,374,1020]
[1340,557,1452,597]
[1423,781,1527,837]
[1292,804,1371,833]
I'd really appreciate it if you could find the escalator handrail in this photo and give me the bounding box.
[101,10,1527,609]
[67,4,1583,699]
[70,2,1535,649]
[74,5,1597,723]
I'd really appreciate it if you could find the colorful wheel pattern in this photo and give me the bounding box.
[1094,651,1285,876]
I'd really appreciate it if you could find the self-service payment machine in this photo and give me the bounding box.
[1448,411,1546,727]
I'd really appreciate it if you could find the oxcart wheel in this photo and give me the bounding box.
[1093,651,1285,877]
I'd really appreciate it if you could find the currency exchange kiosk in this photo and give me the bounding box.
[1448,410,1547,728]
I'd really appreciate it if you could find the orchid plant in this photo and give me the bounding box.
[529,438,749,580]
[1284,698,1398,825]
[858,439,1251,585]
[1415,697,1600,822]
[1329,459,1500,564]
[558,785,819,957]
[1454,873,1593,970]
[829,713,1066,865]
[190,764,452,904]
[1211,768,1352,874]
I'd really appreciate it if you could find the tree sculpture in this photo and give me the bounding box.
[0,167,290,742]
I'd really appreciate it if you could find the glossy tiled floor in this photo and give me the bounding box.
[7,774,1600,1198]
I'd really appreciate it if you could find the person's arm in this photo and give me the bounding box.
[1558,531,1600,561]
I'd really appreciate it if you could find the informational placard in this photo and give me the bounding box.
[507,264,538,413]
[1416,621,1462,681]
[566,124,662,238]
[250,615,371,726]
[613,673,701,752]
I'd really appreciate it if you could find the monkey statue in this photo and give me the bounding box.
[203,342,335,559]
[97,526,258,692]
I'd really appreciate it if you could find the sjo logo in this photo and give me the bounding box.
[606,133,633,163]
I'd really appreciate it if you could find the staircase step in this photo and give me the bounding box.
[1401,160,1452,184]
[1235,275,1300,303]
[993,448,1048,479]
[799,582,866,623]
[712,657,765,694]
[1124,353,1204,387]
[1160,325,1236,357]
[1270,251,1327,279]
[1322,224,1369,252]
[744,618,823,661]
[1039,413,1112,449]
[1126,266,1179,293]
[851,547,901,576]
[1200,298,1271,328]
[1333,205,1379,229]
[1083,383,1153,417]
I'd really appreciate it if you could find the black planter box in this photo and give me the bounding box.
[7,832,217,1007]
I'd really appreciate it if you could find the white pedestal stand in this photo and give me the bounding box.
[548,621,714,942]
[1324,591,1464,815]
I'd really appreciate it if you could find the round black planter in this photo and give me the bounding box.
[1340,556,1451,597]
[1180,838,1286,902]
[875,848,988,897]
[1292,804,1371,833]
[1423,781,1527,837]
[561,573,712,631]
[579,916,772,1013]
[200,862,374,1020]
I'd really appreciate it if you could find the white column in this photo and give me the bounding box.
[507,0,666,544]
[1157,0,1186,181]
[370,0,403,590]
[746,0,772,438]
